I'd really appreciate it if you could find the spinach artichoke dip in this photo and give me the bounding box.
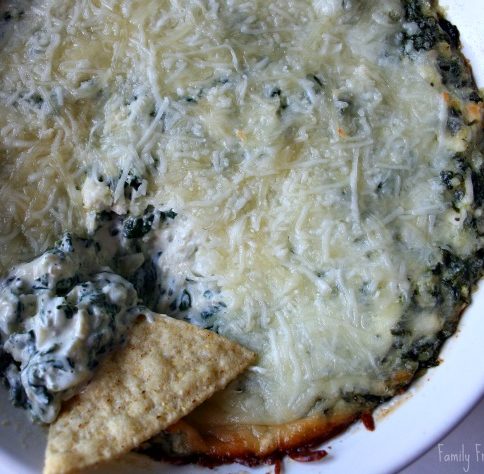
[0,0,483,464]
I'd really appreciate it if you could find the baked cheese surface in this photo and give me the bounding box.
[0,0,483,432]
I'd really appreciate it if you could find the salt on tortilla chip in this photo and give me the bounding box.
[43,314,256,474]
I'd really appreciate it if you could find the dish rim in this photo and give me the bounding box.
[0,1,482,473]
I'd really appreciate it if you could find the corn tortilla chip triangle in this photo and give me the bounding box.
[43,314,256,474]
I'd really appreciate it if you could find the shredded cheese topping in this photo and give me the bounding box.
[0,0,482,425]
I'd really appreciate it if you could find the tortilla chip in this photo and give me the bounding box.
[43,314,256,474]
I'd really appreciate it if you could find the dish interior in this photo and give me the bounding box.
[0,1,482,473]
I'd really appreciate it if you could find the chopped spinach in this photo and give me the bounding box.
[126,174,142,191]
[402,336,440,368]
[270,87,281,98]
[130,259,159,309]
[200,304,223,319]
[440,170,456,190]
[433,249,484,304]
[55,233,74,253]
[307,74,324,94]
[437,16,460,48]
[400,0,440,52]
[123,213,155,239]
[160,209,177,220]
[402,0,423,22]
[437,56,470,89]
[446,107,463,135]
[472,169,484,208]
[342,392,391,408]
[29,93,43,108]
[56,303,76,319]
[469,91,482,103]
[32,274,50,291]
[178,290,191,311]
[55,275,80,296]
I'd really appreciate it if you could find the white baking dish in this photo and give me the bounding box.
[0,1,482,473]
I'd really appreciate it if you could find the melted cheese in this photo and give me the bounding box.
[0,0,482,427]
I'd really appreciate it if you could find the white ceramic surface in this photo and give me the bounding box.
[403,397,484,473]
[0,2,482,473]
